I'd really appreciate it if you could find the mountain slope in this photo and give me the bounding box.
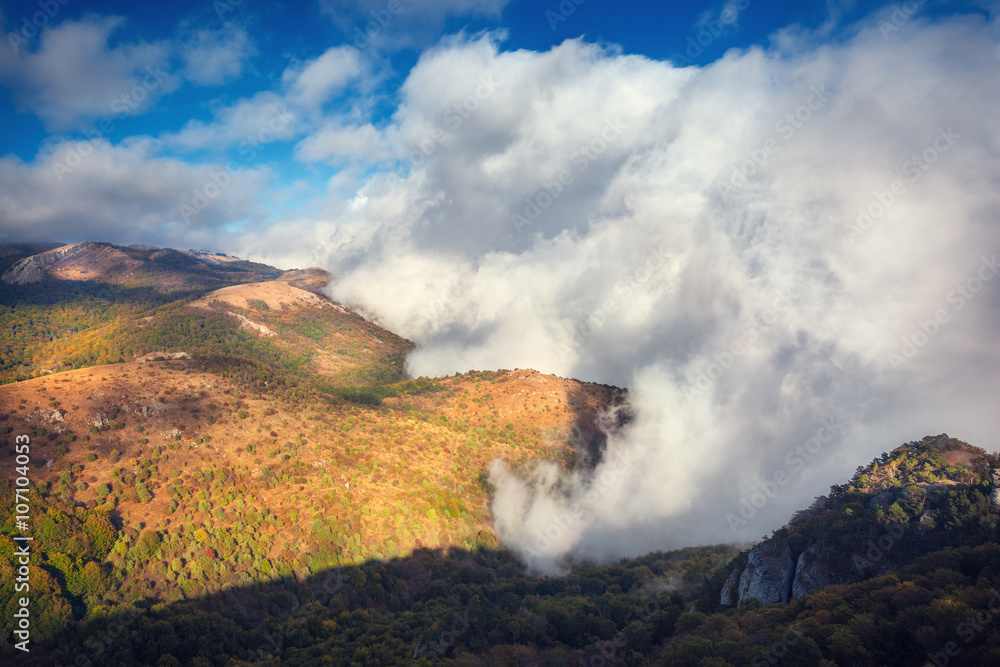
[710,434,1000,611]
[3,240,1000,665]
[0,242,282,383]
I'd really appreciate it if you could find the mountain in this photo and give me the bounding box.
[2,241,1000,665]
[0,241,280,288]
[716,435,1000,609]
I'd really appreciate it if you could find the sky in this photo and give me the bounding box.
[1,0,999,571]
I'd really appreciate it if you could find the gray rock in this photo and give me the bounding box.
[918,510,940,530]
[867,491,895,509]
[791,543,839,600]
[1,242,87,284]
[720,568,741,607]
[991,470,1000,509]
[737,539,795,606]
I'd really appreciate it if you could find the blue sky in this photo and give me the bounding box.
[0,0,989,243]
[0,1,908,176]
[1,0,999,563]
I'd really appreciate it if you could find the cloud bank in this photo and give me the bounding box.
[279,12,999,570]
[2,4,998,572]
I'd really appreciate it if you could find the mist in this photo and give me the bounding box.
[242,8,998,569]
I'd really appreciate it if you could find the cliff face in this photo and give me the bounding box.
[0,241,146,285]
[791,543,840,600]
[719,435,1000,608]
[1,242,80,284]
[0,241,280,289]
[733,540,795,606]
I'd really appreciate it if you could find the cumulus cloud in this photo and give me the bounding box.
[0,16,177,129]
[295,122,383,162]
[0,139,271,246]
[163,91,298,151]
[180,25,255,86]
[233,12,1000,571]
[281,46,364,110]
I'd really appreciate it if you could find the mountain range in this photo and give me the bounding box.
[1,241,999,665]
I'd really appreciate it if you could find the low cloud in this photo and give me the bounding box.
[1,4,997,573]
[268,13,1000,570]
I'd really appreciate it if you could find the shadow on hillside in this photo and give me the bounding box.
[0,253,278,309]
[563,382,632,470]
[27,544,676,666]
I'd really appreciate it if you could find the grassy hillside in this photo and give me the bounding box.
[0,243,282,384]
[0,355,634,660]
[2,242,1000,665]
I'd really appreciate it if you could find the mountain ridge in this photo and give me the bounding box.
[2,240,1000,664]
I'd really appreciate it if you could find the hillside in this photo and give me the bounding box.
[0,239,640,661]
[2,241,1000,665]
[0,242,282,383]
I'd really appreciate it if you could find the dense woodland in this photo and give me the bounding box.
[3,457,1000,665]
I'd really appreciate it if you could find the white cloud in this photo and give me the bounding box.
[0,139,270,246]
[281,46,363,110]
[180,26,255,86]
[231,14,1000,571]
[163,91,297,151]
[0,16,177,129]
[1,5,998,574]
[295,123,382,161]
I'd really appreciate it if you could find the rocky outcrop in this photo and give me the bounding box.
[721,436,999,609]
[226,312,276,337]
[991,470,1000,509]
[737,540,795,606]
[0,241,146,285]
[720,568,741,607]
[135,351,190,362]
[1,242,81,284]
[791,544,839,600]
